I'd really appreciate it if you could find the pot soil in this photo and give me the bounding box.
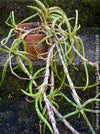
[15,22,48,60]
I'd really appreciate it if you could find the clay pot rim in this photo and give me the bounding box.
[15,22,46,44]
[19,22,41,27]
[15,22,46,39]
[16,22,44,34]
[15,31,46,36]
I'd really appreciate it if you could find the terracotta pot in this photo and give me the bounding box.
[15,22,48,60]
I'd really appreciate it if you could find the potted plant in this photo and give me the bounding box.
[15,22,48,60]
[0,0,100,134]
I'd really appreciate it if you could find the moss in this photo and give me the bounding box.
[0,0,100,33]
[0,67,28,98]
[0,29,5,35]
[81,14,88,27]
[70,0,100,28]
[14,0,33,4]
[0,3,8,32]
[0,64,98,99]
[46,0,55,7]
[15,0,27,4]
[18,103,35,119]
[77,27,100,35]
[59,0,67,8]
[0,114,5,121]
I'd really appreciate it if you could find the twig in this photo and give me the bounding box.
[42,44,79,134]
[42,45,60,133]
[17,56,38,87]
[95,93,100,99]
[48,97,80,134]
[50,49,54,93]
[73,46,96,66]
[50,69,54,93]
[25,96,34,103]
[43,93,60,134]
[56,42,81,105]
[9,52,30,80]
[43,45,55,90]
[66,56,79,71]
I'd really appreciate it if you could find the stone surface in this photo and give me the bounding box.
[0,90,100,134]
[0,31,100,66]
[0,0,100,33]
[0,31,100,133]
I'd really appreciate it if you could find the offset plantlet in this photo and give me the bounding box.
[0,0,100,134]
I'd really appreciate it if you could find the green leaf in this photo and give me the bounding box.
[35,98,53,134]
[0,55,13,86]
[17,13,38,27]
[1,28,14,46]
